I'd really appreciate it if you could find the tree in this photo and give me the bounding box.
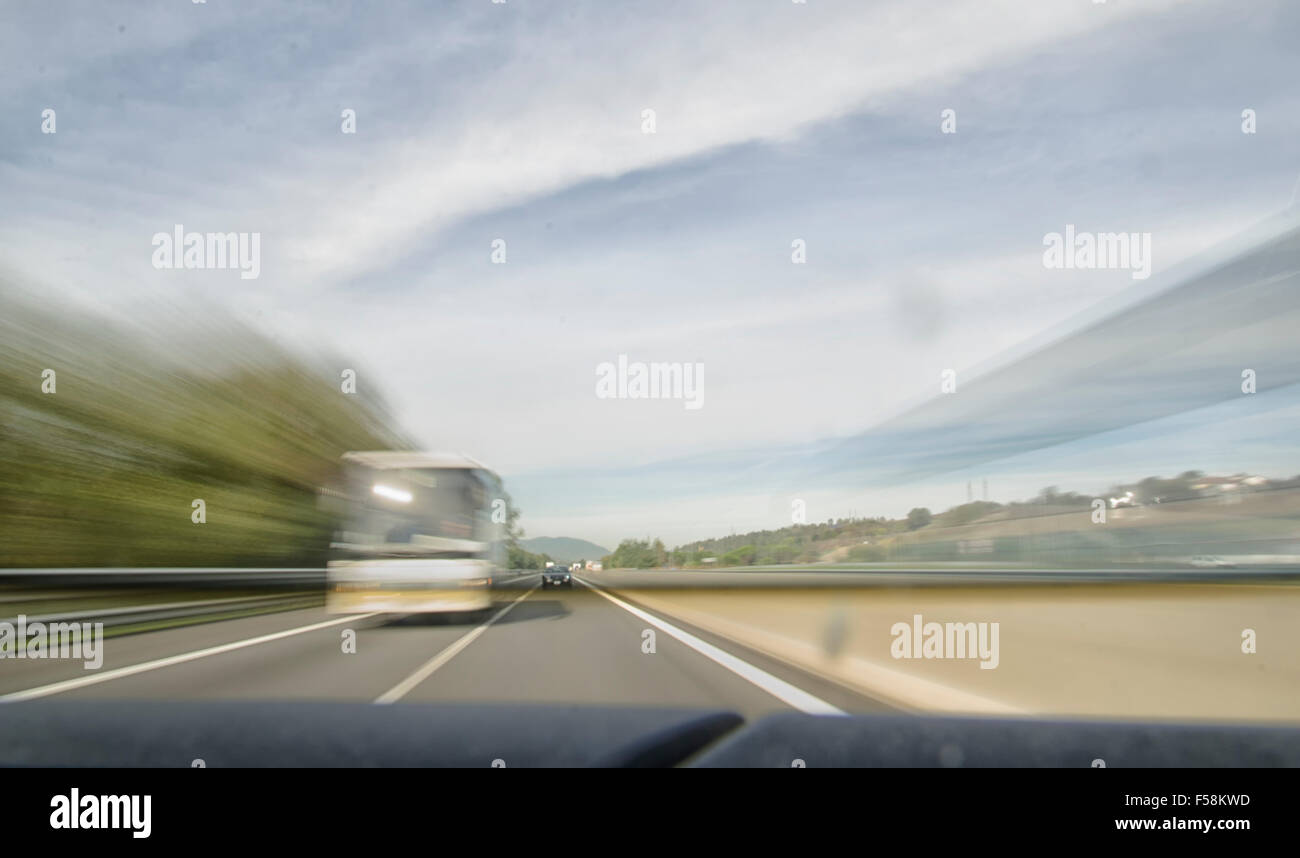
[906,507,932,530]
[499,493,556,569]
[606,538,661,569]
[501,491,525,545]
[721,545,757,566]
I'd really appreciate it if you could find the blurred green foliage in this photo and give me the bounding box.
[507,543,553,570]
[603,538,666,569]
[0,292,408,567]
[845,543,886,562]
[663,517,902,567]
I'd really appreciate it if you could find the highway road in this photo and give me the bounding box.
[4,567,1299,724]
[0,573,885,718]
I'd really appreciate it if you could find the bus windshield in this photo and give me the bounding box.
[337,467,493,553]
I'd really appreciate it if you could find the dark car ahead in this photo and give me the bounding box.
[541,566,572,588]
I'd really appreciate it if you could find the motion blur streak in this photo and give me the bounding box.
[0,288,407,568]
[816,210,1300,487]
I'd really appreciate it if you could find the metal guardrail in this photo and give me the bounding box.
[0,593,323,633]
[0,568,326,587]
[0,568,542,586]
[0,568,544,636]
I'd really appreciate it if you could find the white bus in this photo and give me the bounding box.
[326,451,505,615]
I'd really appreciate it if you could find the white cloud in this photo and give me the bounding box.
[279,0,1188,285]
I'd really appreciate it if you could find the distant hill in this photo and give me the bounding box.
[520,537,610,565]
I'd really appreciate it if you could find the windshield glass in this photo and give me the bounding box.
[2,0,1299,783]
[339,467,491,549]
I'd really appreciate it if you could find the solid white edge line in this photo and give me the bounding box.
[374,583,539,704]
[0,612,381,703]
[576,576,844,716]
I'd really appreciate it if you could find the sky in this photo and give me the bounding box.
[3,0,1299,548]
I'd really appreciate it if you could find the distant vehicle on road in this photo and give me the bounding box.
[542,566,573,588]
[326,451,504,615]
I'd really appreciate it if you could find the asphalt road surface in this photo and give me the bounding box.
[5,568,1299,723]
[0,573,888,719]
